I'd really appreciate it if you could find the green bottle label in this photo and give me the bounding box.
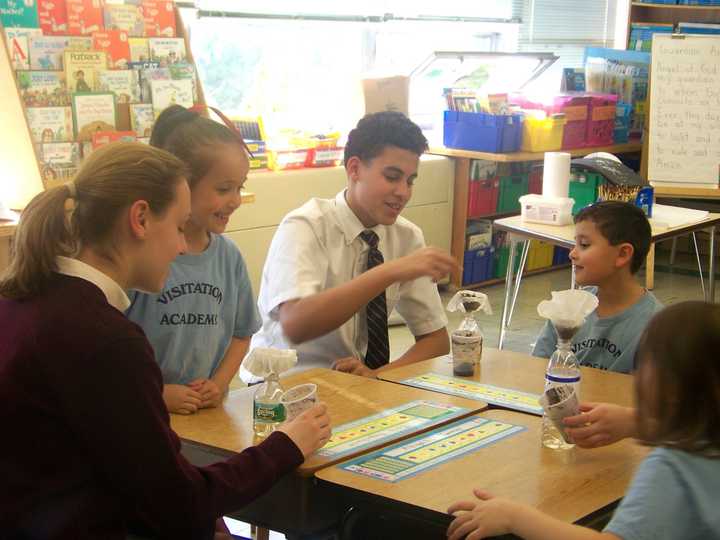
[253,401,286,423]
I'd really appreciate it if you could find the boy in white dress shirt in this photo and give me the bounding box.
[245,112,459,380]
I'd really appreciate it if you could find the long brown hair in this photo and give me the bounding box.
[149,104,248,188]
[636,301,720,457]
[0,142,188,300]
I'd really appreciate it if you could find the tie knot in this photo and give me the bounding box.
[360,230,379,248]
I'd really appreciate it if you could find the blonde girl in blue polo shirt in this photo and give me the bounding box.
[126,104,260,415]
[447,301,720,540]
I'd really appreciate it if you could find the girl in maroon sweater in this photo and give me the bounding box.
[0,142,331,540]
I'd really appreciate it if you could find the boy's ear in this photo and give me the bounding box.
[346,156,361,184]
[128,200,151,239]
[615,242,635,269]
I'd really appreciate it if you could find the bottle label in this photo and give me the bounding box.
[545,372,581,384]
[253,401,286,424]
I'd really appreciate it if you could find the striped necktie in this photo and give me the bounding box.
[360,230,389,369]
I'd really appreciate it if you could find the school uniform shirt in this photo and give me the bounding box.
[604,447,720,539]
[244,190,448,382]
[532,288,663,373]
[126,233,261,384]
[0,257,303,540]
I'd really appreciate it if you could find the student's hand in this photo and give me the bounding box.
[331,357,378,378]
[163,384,202,415]
[564,402,637,448]
[188,378,225,409]
[447,489,518,540]
[390,247,460,283]
[276,403,332,458]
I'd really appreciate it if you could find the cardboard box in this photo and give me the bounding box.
[362,76,409,116]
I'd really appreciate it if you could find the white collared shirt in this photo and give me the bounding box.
[56,256,130,312]
[244,190,447,381]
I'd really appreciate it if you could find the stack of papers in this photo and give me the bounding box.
[650,204,709,230]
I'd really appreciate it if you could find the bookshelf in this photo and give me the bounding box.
[628,1,720,43]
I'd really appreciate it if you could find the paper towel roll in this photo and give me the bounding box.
[542,152,571,199]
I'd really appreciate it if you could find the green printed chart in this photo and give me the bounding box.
[400,372,544,415]
[339,417,525,482]
[317,400,469,458]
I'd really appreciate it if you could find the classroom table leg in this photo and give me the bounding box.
[571,263,576,289]
[507,239,531,328]
[708,226,716,302]
[251,525,270,540]
[499,238,520,350]
[692,232,706,298]
[645,244,655,290]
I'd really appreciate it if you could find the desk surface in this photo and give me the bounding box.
[317,408,648,524]
[171,368,487,476]
[428,143,642,163]
[379,348,636,408]
[493,212,720,248]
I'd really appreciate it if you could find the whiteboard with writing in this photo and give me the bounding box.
[649,34,720,185]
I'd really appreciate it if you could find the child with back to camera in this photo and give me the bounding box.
[448,301,720,540]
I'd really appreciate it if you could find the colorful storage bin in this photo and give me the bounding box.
[497,174,529,213]
[462,247,495,285]
[553,246,571,266]
[493,244,522,279]
[527,240,554,271]
[587,94,618,146]
[512,94,589,149]
[520,111,566,152]
[444,111,523,153]
[568,171,603,214]
[468,177,500,217]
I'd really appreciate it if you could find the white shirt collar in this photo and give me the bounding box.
[334,190,380,246]
[56,256,131,312]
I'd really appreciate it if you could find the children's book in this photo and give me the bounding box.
[91,129,136,149]
[71,92,117,141]
[38,0,68,34]
[0,0,39,28]
[139,66,169,102]
[64,50,107,92]
[5,28,42,70]
[150,79,193,117]
[168,62,197,101]
[28,35,68,70]
[92,30,131,68]
[17,71,70,107]
[26,106,74,143]
[97,69,139,103]
[148,37,186,66]
[37,141,81,186]
[66,35,93,50]
[66,0,104,35]
[129,102,154,136]
[141,0,175,37]
[128,37,149,61]
[103,3,144,37]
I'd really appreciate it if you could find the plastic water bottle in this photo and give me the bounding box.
[541,332,581,450]
[253,372,286,438]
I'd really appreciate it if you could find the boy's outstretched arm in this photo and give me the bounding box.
[279,247,458,344]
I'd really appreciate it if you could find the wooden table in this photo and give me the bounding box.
[378,348,636,408]
[317,409,648,538]
[492,212,720,348]
[171,368,487,536]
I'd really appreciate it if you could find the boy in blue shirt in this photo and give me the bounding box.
[532,201,663,373]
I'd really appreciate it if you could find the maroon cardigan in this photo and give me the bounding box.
[0,274,303,539]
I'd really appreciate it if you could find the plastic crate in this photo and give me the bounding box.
[493,244,522,279]
[512,94,589,149]
[469,177,500,217]
[587,94,618,146]
[444,110,523,153]
[527,240,554,270]
[528,167,542,194]
[497,174,529,213]
[553,246,571,266]
[521,111,565,152]
[568,171,603,214]
[463,247,495,285]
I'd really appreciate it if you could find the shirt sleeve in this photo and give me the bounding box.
[233,253,261,338]
[394,228,448,337]
[261,215,329,321]
[59,336,303,539]
[604,450,693,540]
[532,320,556,358]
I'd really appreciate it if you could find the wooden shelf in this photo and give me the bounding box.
[428,142,642,163]
[467,211,519,221]
[632,2,720,10]
[629,1,720,26]
[462,263,572,289]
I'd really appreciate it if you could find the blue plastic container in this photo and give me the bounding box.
[444,111,523,153]
[463,247,495,285]
[553,247,571,266]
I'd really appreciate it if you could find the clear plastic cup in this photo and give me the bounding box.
[280,383,318,421]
